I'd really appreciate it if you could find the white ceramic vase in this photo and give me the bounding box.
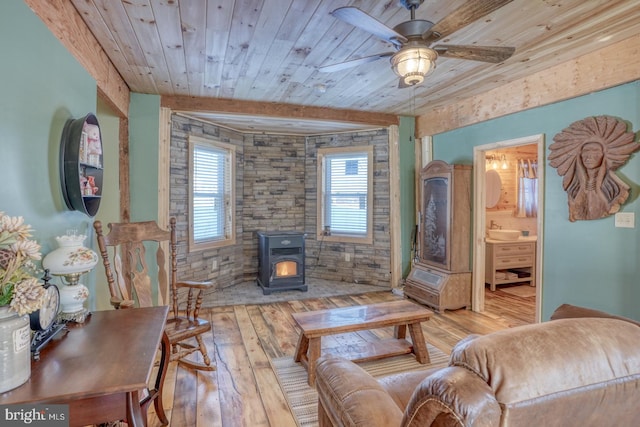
[0,305,31,393]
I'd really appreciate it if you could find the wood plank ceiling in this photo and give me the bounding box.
[69,0,640,134]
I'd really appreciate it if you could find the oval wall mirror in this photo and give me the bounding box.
[486,170,501,208]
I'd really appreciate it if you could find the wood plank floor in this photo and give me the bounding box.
[148,287,534,427]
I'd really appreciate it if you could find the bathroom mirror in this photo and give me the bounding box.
[486,170,501,208]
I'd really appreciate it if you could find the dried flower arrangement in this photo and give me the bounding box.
[0,212,45,315]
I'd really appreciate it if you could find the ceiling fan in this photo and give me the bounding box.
[319,0,516,88]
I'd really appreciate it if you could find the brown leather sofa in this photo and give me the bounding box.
[315,305,640,426]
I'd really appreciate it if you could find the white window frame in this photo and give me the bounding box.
[317,145,373,244]
[188,135,236,251]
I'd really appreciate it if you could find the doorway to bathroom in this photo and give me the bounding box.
[472,135,545,323]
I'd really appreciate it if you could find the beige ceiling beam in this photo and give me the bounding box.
[25,0,130,118]
[162,96,399,128]
[416,34,640,137]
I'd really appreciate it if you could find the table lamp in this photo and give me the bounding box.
[42,233,98,323]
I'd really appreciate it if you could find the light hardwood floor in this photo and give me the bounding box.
[150,287,535,427]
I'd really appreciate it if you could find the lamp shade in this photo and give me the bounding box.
[42,234,98,275]
[391,46,437,86]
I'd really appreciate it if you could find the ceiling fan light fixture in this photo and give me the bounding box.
[391,46,437,86]
[403,73,424,86]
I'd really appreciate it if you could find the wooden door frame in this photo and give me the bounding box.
[472,134,545,322]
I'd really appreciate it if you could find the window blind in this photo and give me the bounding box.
[325,152,368,235]
[192,144,230,242]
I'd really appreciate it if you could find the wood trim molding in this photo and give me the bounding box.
[158,107,171,231]
[25,0,130,118]
[158,107,171,305]
[119,117,130,222]
[162,95,399,128]
[416,34,640,137]
[388,125,401,288]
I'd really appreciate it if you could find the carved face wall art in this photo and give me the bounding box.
[549,116,640,222]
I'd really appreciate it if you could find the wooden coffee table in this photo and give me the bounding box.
[292,299,432,386]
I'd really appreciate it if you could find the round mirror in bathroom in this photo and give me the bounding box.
[486,170,501,208]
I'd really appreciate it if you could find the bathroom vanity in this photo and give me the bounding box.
[485,237,537,291]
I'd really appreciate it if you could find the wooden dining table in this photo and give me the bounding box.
[0,306,169,427]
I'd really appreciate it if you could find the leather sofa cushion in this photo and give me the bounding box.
[449,318,640,405]
[378,368,439,409]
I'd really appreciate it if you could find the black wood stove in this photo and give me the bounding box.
[256,231,307,295]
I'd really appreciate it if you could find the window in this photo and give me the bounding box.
[189,136,235,250]
[317,146,373,243]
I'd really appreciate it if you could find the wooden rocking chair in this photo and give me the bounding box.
[93,218,216,373]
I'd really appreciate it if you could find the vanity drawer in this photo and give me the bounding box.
[493,243,533,256]
[494,255,534,268]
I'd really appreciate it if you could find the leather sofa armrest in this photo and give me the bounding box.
[402,367,501,427]
[316,356,404,427]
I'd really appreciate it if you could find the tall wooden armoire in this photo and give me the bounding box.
[404,160,472,312]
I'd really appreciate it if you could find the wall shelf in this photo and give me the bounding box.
[59,113,103,217]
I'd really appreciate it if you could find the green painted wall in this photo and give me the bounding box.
[129,93,160,221]
[433,81,640,320]
[127,94,162,304]
[399,116,416,277]
[0,2,122,311]
[129,93,161,222]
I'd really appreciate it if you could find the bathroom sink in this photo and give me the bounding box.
[488,229,521,241]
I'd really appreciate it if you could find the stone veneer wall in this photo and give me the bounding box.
[169,115,245,290]
[170,114,392,291]
[242,133,307,280]
[304,129,391,286]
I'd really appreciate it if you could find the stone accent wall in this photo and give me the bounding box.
[169,115,245,291]
[170,114,391,293]
[242,133,306,280]
[304,129,391,286]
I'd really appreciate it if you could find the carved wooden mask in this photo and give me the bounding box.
[549,116,639,222]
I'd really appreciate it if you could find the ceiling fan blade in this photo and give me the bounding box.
[433,45,515,63]
[331,7,407,47]
[318,52,393,73]
[425,0,515,41]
